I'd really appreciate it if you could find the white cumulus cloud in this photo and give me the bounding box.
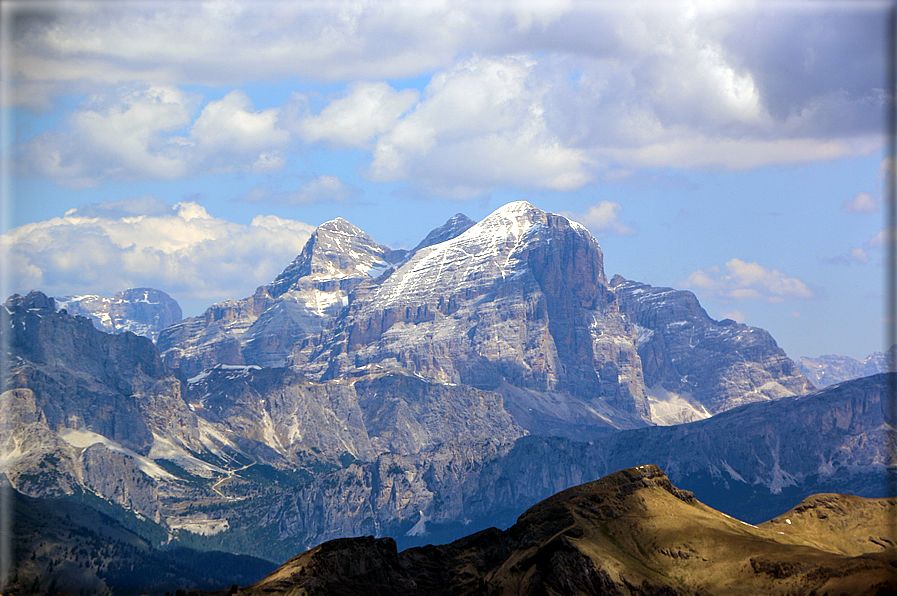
[19,86,293,187]
[562,202,636,236]
[3,197,315,307]
[291,82,419,149]
[841,191,878,213]
[367,55,590,197]
[681,258,814,303]
[9,2,888,190]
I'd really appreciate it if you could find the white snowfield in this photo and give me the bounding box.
[367,201,582,310]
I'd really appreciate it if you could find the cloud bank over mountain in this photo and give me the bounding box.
[4,197,315,306]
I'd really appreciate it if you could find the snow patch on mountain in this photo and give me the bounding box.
[644,386,711,426]
[60,428,177,480]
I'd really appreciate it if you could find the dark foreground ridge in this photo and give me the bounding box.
[193,465,897,596]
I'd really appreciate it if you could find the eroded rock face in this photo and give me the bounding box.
[55,288,182,342]
[293,202,650,435]
[157,218,403,377]
[158,202,813,436]
[1,291,198,514]
[611,276,814,424]
[409,213,476,254]
[3,289,888,569]
[185,366,524,466]
[4,291,188,454]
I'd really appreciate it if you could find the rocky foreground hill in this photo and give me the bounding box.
[194,465,897,596]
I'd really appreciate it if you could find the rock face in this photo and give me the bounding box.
[513,372,893,525]
[157,202,812,436]
[611,276,814,424]
[2,292,525,562]
[186,366,524,467]
[157,218,405,377]
[409,213,476,253]
[3,291,189,455]
[797,346,895,387]
[2,289,886,577]
[55,288,182,342]
[1,291,203,515]
[216,465,897,596]
[293,202,650,436]
[265,372,891,549]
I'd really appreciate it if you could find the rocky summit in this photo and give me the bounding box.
[198,465,897,596]
[611,276,814,424]
[158,201,812,436]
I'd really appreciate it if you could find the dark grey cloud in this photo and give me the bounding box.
[721,8,885,136]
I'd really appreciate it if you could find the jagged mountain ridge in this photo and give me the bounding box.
[54,288,182,342]
[292,201,649,435]
[199,465,897,596]
[2,291,525,561]
[2,291,886,580]
[797,346,895,387]
[159,201,812,435]
[611,276,813,423]
[157,218,405,375]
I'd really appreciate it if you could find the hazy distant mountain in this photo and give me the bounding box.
[797,346,895,387]
[199,465,896,596]
[55,287,182,342]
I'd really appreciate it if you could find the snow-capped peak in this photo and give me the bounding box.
[316,217,372,240]
[365,201,557,308]
[269,217,389,294]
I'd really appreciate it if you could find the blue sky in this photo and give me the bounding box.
[1,0,890,360]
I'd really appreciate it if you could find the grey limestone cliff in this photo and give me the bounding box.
[292,201,650,437]
[157,218,406,377]
[611,275,814,424]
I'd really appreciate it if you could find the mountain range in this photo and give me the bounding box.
[797,347,895,388]
[1,201,890,594]
[197,465,896,596]
[156,201,811,437]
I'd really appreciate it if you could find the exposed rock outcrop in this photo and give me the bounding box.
[293,202,650,436]
[157,202,813,435]
[611,275,814,424]
[157,218,405,376]
[2,290,889,571]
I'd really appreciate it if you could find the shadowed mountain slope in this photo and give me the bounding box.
[203,465,897,596]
